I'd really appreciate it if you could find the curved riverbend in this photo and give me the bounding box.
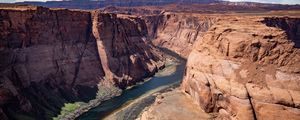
[77,61,186,120]
[76,47,186,120]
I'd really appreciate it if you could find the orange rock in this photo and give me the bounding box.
[182,16,300,120]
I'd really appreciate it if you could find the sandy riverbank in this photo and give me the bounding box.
[137,89,213,120]
[102,62,181,120]
[103,84,180,120]
[104,86,214,120]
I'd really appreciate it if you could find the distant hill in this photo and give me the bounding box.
[16,0,220,9]
[15,0,300,11]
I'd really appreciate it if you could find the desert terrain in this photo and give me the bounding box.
[0,1,299,120]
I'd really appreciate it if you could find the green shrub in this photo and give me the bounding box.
[53,102,82,120]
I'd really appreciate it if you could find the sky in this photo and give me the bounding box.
[0,0,299,5]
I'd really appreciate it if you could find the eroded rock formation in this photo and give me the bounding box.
[0,7,162,120]
[182,16,300,119]
[143,13,216,57]
[92,11,163,89]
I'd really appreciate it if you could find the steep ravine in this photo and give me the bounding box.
[0,7,163,120]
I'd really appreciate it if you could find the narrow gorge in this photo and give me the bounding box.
[1,2,300,120]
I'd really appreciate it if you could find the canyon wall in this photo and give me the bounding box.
[0,7,162,120]
[144,13,216,57]
[92,11,163,89]
[182,16,300,119]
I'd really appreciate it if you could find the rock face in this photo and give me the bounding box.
[181,16,300,119]
[262,17,300,48]
[92,11,162,89]
[0,7,162,120]
[144,13,216,57]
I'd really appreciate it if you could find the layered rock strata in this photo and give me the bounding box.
[144,13,216,57]
[182,16,300,119]
[0,7,162,120]
[92,11,163,89]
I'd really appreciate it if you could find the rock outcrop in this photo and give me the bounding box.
[182,16,300,119]
[0,7,162,120]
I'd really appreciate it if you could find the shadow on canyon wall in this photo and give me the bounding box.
[262,17,300,48]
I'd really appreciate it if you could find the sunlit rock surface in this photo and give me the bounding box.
[182,16,300,120]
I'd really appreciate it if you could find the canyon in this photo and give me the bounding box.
[133,13,300,120]
[0,6,163,120]
[0,2,300,120]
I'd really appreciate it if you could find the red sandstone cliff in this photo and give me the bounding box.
[142,13,216,57]
[92,11,163,89]
[0,7,162,120]
[181,16,300,119]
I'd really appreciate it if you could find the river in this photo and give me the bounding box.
[77,48,186,120]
